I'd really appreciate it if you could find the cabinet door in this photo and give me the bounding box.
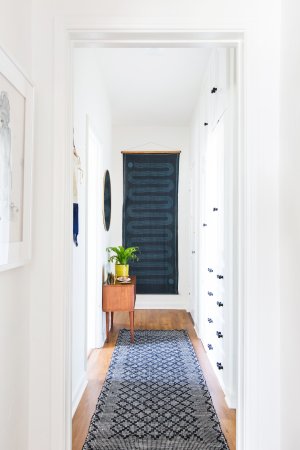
[203,109,226,382]
[208,49,228,130]
[198,47,236,407]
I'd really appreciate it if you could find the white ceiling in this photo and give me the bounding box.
[92,47,212,126]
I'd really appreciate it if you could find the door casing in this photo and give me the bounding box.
[52,18,245,450]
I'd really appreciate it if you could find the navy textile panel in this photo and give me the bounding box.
[123,153,179,294]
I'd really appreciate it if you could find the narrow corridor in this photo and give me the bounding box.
[72,310,236,450]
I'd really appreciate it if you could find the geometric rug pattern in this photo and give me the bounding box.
[83,329,229,449]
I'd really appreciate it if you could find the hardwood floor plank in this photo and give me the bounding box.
[72,310,236,450]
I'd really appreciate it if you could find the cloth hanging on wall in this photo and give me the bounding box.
[123,152,180,294]
[73,203,79,247]
[73,152,83,202]
[73,149,83,247]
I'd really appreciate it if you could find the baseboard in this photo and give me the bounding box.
[135,294,187,310]
[96,331,106,349]
[194,323,200,337]
[225,392,237,409]
[72,373,88,417]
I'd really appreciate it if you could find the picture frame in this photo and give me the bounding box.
[0,47,34,271]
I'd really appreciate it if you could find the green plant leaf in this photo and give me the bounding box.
[106,245,139,264]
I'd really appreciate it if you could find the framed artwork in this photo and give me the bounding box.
[0,47,34,271]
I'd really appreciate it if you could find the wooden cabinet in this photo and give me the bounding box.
[102,276,136,343]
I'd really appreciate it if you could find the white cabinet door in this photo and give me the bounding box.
[196,47,236,407]
[203,100,226,386]
[208,48,228,130]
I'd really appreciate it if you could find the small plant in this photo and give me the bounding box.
[106,246,139,265]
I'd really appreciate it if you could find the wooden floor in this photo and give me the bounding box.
[72,310,236,450]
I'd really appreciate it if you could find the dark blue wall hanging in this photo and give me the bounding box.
[122,152,180,294]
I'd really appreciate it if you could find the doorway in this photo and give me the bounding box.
[51,23,242,448]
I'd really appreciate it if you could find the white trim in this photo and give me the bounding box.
[51,18,73,450]
[98,332,106,350]
[85,116,105,353]
[0,45,34,271]
[72,374,88,417]
[52,18,245,450]
[136,297,187,310]
[225,392,238,410]
[0,44,33,86]
[235,39,246,450]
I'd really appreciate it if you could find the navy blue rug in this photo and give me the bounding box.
[83,330,229,449]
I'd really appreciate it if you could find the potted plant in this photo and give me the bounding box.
[106,245,139,277]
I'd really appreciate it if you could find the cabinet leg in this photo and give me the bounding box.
[106,312,109,342]
[129,311,134,343]
[111,312,114,330]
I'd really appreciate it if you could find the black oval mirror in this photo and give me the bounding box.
[103,170,111,231]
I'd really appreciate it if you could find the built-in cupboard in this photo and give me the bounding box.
[190,48,237,408]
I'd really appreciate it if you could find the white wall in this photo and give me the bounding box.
[30,2,281,450]
[0,1,32,449]
[111,126,190,309]
[0,269,30,450]
[72,48,112,412]
[0,0,32,72]
[280,1,300,448]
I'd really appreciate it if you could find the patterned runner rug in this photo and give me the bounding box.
[83,329,229,449]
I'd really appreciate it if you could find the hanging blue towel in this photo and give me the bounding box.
[73,203,79,246]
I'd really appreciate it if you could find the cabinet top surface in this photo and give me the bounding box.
[103,275,136,287]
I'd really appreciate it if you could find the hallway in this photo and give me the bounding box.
[72,310,236,450]
[2,1,300,449]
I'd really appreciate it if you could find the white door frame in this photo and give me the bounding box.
[52,17,245,450]
[85,115,104,355]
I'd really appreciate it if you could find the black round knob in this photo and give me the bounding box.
[208,318,213,323]
[208,291,213,296]
[216,331,223,338]
[217,362,223,370]
[217,274,223,279]
[208,344,213,350]
[208,268,213,272]
[217,301,224,307]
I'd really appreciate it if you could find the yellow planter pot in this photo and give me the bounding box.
[115,264,129,277]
